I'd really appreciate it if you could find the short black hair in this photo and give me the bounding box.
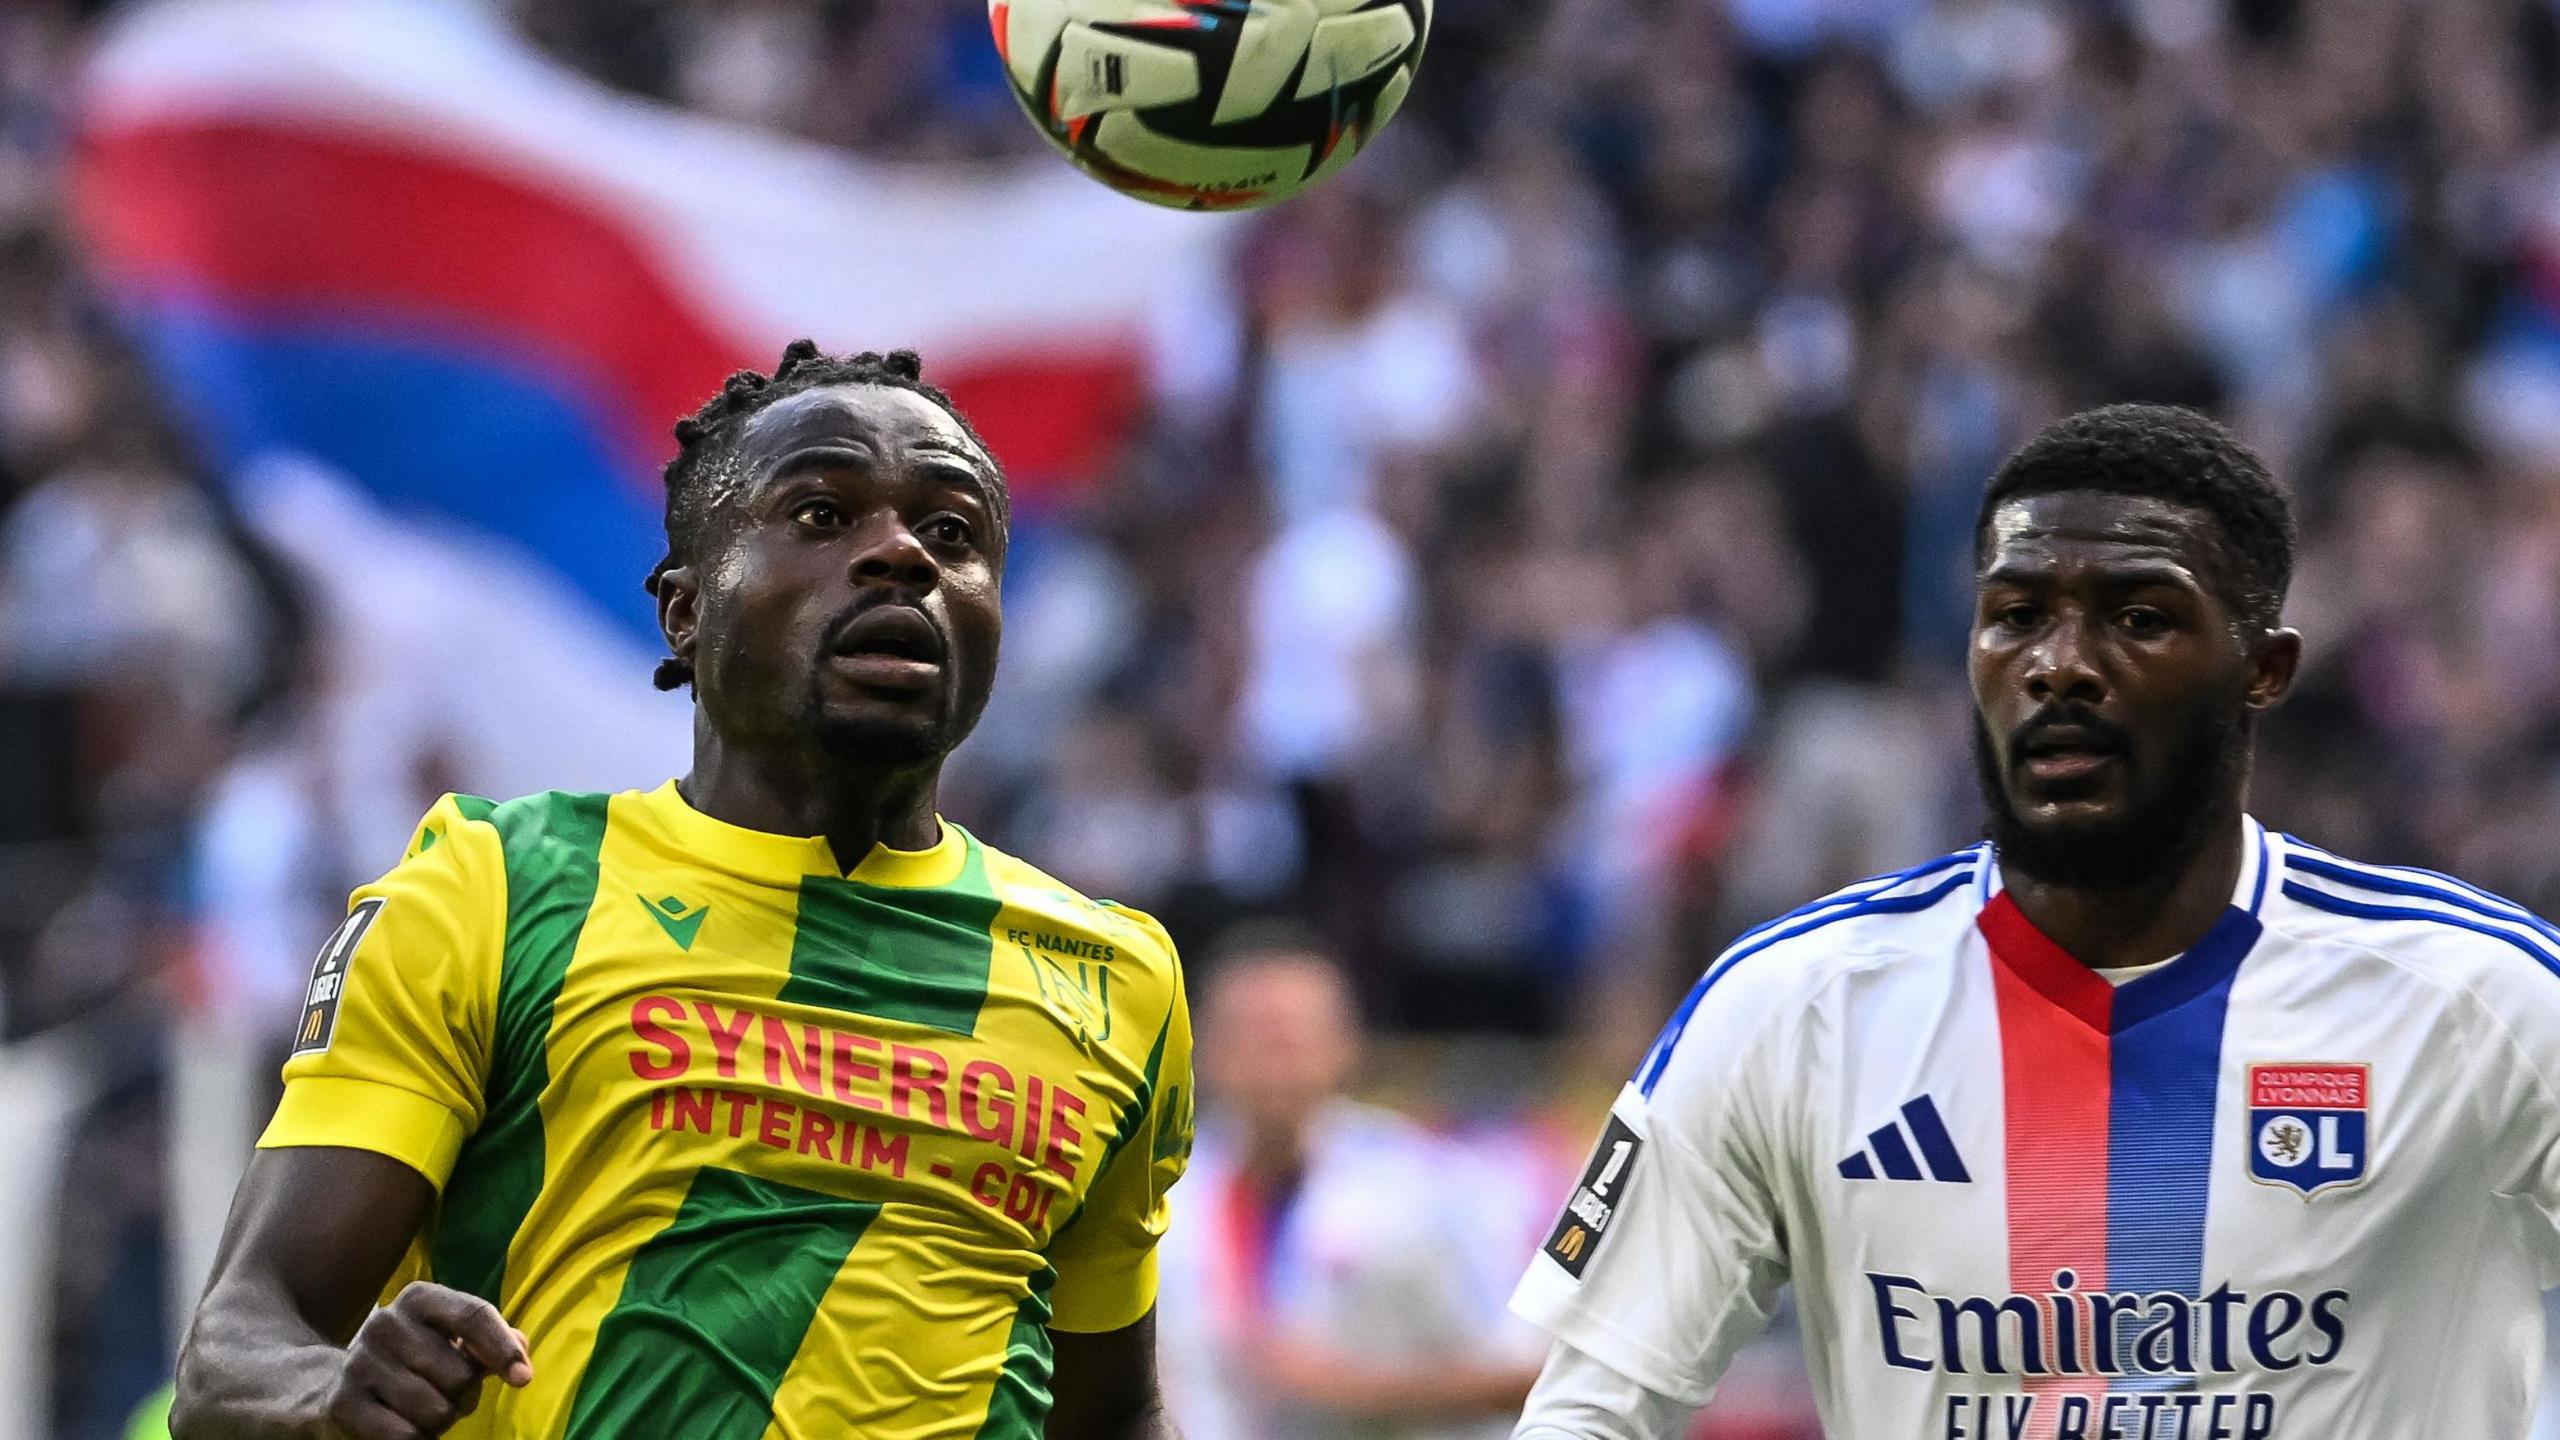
[1204,917,1341,972]
[645,339,1006,691]
[1975,403,2296,632]
[1198,918,1362,1020]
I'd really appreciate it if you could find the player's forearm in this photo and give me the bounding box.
[1045,1313,1181,1440]
[170,1279,345,1439]
[1050,1391,1178,1440]
[1127,1397,1180,1440]
[1377,1362,1539,1417]
[1259,1346,1537,1419]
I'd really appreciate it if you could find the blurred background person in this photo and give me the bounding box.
[1157,924,1550,1440]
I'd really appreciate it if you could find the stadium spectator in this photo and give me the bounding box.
[1156,924,1551,1440]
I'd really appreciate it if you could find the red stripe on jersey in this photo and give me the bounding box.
[1985,896,2112,1436]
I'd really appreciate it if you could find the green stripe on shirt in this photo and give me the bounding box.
[781,831,1003,1035]
[430,789,609,1303]
[562,1166,879,1440]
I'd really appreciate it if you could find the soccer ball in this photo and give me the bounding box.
[991,0,1431,211]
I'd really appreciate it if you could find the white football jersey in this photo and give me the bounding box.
[1513,819,2560,1440]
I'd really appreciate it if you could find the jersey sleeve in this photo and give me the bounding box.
[255,794,505,1190]
[1512,1339,1702,1440]
[2479,940,2560,1279]
[1046,932,1194,1334]
[1509,964,1792,1407]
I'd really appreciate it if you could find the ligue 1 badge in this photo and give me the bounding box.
[2246,1063,2370,1198]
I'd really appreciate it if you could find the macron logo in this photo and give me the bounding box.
[1839,1095,1971,1183]
[641,893,709,952]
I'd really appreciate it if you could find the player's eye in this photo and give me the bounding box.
[2117,607,2171,636]
[792,497,845,529]
[1992,603,2039,631]
[919,514,974,549]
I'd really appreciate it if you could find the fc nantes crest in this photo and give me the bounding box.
[2247,1063,2369,1198]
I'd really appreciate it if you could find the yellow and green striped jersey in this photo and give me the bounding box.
[258,781,1193,1439]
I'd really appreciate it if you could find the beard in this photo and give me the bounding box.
[1973,703,2251,892]
[810,712,945,768]
[805,686,960,771]
[801,658,996,776]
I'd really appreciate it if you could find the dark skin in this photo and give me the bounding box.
[1970,491,2301,971]
[173,382,1173,1440]
[173,1151,522,1440]
[662,383,1005,859]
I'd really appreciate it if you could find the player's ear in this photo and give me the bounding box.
[2245,626,2301,712]
[652,559,701,666]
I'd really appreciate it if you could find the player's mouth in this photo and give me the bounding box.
[826,605,946,693]
[2014,722,2124,786]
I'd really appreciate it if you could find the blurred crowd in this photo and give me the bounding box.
[11,0,2560,1435]
[537,0,2560,1046]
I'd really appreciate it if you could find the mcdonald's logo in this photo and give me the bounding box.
[1543,1114,1643,1278]
[292,897,384,1055]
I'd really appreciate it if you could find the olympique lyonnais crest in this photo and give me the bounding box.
[2246,1063,2370,1198]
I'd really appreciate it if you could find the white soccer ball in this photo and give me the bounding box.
[990,0,1432,211]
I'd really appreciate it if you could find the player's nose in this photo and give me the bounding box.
[846,513,939,592]
[2022,615,2104,704]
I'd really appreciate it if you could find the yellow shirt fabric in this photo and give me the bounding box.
[259,782,1193,1439]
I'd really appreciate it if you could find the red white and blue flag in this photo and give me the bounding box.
[73,0,1238,644]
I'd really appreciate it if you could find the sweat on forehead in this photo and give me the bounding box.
[663,375,1006,553]
[643,342,1010,699]
[736,384,995,469]
[1970,402,2297,629]
[1975,489,2265,630]
[1982,491,2208,556]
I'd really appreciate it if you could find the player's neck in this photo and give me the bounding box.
[1998,807,2247,973]
[683,740,944,864]
[1237,1121,1309,1191]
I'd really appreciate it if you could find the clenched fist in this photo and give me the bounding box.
[325,1283,532,1438]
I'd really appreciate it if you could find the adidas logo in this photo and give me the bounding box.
[1838,1095,1971,1183]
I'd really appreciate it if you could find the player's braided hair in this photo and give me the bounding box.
[645,339,1006,691]
[1974,403,2297,633]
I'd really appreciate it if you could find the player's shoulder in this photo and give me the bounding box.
[389,788,617,892]
[1631,844,1993,1091]
[1716,843,1993,989]
[470,788,617,866]
[971,832,1183,987]
[2270,833,2560,999]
